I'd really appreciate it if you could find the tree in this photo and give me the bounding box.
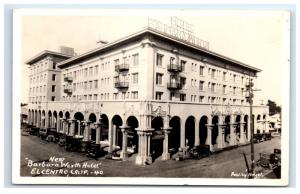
[267,100,281,116]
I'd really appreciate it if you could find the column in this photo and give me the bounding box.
[205,125,213,152]
[68,119,75,137]
[229,124,237,146]
[45,115,49,129]
[239,122,246,144]
[162,127,171,160]
[83,121,91,141]
[108,123,114,152]
[95,122,102,145]
[112,125,117,149]
[135,129,154,165]
[217,125,225,149]
[180,120,186,150]
[36,114,40,128]
[120,126,129,160]
[194,119,200,146]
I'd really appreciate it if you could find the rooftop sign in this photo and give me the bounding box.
[147,17,209,50]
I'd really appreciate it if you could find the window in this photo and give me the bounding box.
[51,85,56,92]
[89,81,93,90]
[211,69,216,79]
[53,62,56,69]
[223,85,226,94]
[133,54,139,66]
[211,97,216,103]
[94,94,98,101]
[156,73,163,85]
[199,96,204,103]
[131,91,138,99]
[180,60,186,71]
[132,73,138,84]
[51,96,55,101]
[114,59,119,66]
[89,67,93,76]
[180,93,186,101]
[52,74,56,81]
[84,82,87,90]
[170,92,175,100]
[113,93,118,100]
[233,87,236,95]
[200,66,204,76]
[223,72,227,81]
[94,80,98,89]
[73,83,76,91]
[88,95,92,101]
[233,74,237,83]
[199,81,204,91]
[156,54,163,66]
[155,92,163,100]
[84,68,88,77]
[180,77,186,89]
[211,83,216,93]
[170,57,175,65]
[95,65,99,75]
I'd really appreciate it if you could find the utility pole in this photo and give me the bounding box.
[245,76,261,178]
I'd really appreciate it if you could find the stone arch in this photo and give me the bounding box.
[224,115,231,145]
[151,116,164,160]
[48,110,52,128]
[199,116,208,145]
[53,111,58,129]
[112,115,123,149]
[100,114,109,141]
[42,110,46,128]
[211,115,219,146]
[185,116,195,149]
[169,116,181,151]
[74,112,84,136]
[244,115,249,139]
[126,116,139,153]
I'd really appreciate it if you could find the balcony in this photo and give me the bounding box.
[167,63,182,72]
[64,88,72,94]
[114,81,129,89]
[115,63,129,72]
[64,76,73,82]
[167,82,182,89]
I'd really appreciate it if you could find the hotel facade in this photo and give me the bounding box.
[26,27,269,165]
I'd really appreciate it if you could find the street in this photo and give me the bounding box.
[20,134,281,178]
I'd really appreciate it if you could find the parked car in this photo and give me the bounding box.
[189,145,211,159]
[253,133,264,143]
[64,136,82,152]
[271,132,281,137]
[39,127,56,140]
[46,128,59,142]
[86,143,108,158]
[264,133,272,141]
[29,127,39,136]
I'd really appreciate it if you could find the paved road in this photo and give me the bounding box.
[20,134,281,178]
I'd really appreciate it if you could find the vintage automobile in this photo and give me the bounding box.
[86,143,108,158]
[188,144,211,159]
[46,128,59,142]
[38,127,57,140]
[253,133,264,143]
[29,127,40,136]
[264,133,272,141]
[257,148,281,178]
[58,134,67,146]
[64,136,82,152]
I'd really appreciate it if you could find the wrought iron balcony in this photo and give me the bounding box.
[64,88,72,94]
[64,76,73,82]
[167,63,182,72]
[115,63,129,72]
[114,81,129,89]
[167,82,182,89]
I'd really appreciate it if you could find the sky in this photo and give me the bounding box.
[20,10,289,106]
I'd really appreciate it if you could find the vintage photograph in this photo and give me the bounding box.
[13,9,290,185]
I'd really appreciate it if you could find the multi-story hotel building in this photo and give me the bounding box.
[26,27,269,165]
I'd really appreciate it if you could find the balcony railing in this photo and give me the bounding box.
[64,76,73,82]
[167,82,182,89]
[167,63,182,72]
[114,81,129,89]
[115,63,129,72]
[64,88,72,94]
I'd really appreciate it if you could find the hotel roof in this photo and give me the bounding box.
[25,50,73,65]
[56,28,262,73]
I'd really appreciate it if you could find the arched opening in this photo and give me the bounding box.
[42,110,46,128]
[235,115,241,141]
[58,111,63,133]
[244,115,249,139]
[126,116,139,153]
[199,116,208,145]
[48,111,52,128]
[212,116,219,146]
[38,110,41,128]
[224,115,231,145]
[151,116,164,160]
[100,114,109,141]
[88,113,97,141]
[74,112,84,136]
[185,116,195,149]
[169,116,181,152]
[53,111,58,130]
[263,115,266,120]
[34,110,37,126]
[65,112,70,134]
[112,115,123,149]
